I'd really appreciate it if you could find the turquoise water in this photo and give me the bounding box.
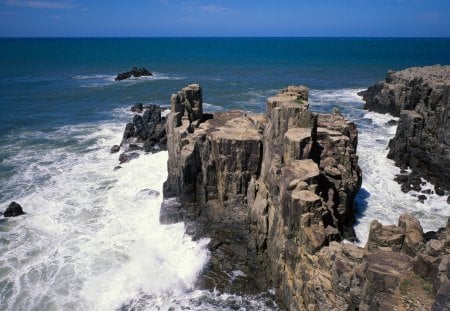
[0,38,449,310]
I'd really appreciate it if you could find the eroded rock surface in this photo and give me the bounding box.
[359,65,450,192]
[161,84,449,310]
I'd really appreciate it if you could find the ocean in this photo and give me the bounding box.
[0,37,449,310]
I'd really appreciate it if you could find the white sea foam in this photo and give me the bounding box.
[73,74,115,81]
[0,121,209,310]
[355,111,449,244]
[309,89,449,245]
[73,72,185,88]
[203,102,224,112]
[311,88,366,103]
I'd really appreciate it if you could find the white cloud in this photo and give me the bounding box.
[5,0,76,9]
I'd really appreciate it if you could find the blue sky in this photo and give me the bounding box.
[0,0,449,37]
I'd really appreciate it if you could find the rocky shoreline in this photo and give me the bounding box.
[159,84,450,310]
[359,65,450,196]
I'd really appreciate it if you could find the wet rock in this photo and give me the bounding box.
[131,103,144,113]
[418,194,427,203]
[118,104,167,158]
[118,152,140,164]
[110,145,120,153]
[159,198,185,225]
[115,67,152,81]
[127,144,143,151]
[386,119,398,126]
[4,201,25,217]
[435,185,445,196]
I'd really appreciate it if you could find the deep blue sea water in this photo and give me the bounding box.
[0,38,449,310]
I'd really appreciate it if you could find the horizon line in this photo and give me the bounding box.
[1,35,450,39]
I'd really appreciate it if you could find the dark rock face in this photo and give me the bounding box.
[118,152,140,164]
[110,145,120,153]
[119,104,167,156]
[4,202,25,217]
[359,65,450,192]
[115,67,152,81]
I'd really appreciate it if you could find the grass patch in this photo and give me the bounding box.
[400,278,413,295]
[415,274,433,295]
[295,98,304,105]
[400,274,434,297]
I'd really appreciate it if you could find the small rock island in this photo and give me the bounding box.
[115,66,152,81]
[159,83,450,310]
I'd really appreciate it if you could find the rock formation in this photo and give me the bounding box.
[114,104,167,163]
[161,84,449,310]
[115,67,152,81]
[359,65,450,192]
[3,201,25,217]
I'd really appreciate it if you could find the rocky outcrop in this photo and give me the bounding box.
[359,65,450,192]
[161,84,449,309]
[115,67,152,81]
[3,201,25,217]
[113,104,167,163]
[161,85,357,302]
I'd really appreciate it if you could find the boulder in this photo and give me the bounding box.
[118,152,140,164]
[110,145,120,153]
[131,103,144,113]
[4,202,25,217]
[115,67,152,81]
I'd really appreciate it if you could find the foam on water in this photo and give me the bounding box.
[1,87,448,310]
[354,111,449,244]
[0,121,209,310]
[309,89,449,245]
[202,102,224,112]
[73,72,185,88]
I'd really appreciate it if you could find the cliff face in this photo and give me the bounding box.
[161,84,449,310]
[359,65,450,191]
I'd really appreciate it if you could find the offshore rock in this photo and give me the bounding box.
[115,67,152,81]
[359,65,450,192]
[3,201,25,217]
[120,104,167,154]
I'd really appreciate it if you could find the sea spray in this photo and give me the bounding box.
[0,121,209,310]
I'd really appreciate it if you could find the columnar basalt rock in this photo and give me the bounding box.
[359,65,450,192]
[161,84,449,310]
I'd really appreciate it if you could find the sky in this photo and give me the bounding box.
[0,0,449,37]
